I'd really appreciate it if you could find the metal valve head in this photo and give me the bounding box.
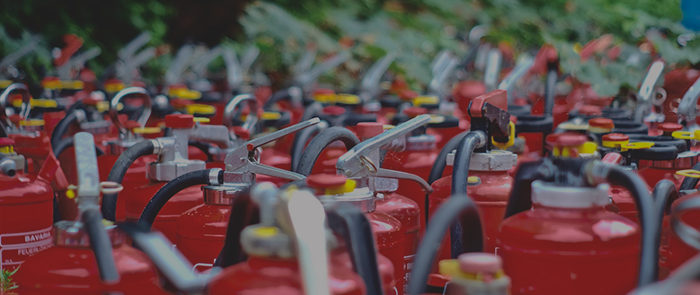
[109,87,152,137]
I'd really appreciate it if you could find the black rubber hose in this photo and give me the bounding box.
[50,111,79,148]
[451,131,486,196]
[425,132,469,225]
[653,179,679,247]
[262,88,291,110]
[604,166,658,286]
[187,141,214,162]
[53,137,105,159]
[214,188,260,268]
[680,162,700,191]
[543,61,557,116]
[294,127,360,176]
[407,195,483,295]
[502,160,549,219]
[290,124,324,172]
[82,208,119,284]
[137,169,223,229]
[101,140,155,221]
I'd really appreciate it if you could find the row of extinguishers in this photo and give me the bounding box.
[5,35,700,295]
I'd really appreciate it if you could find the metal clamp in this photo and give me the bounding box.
[223,118,320,182]
[109,87,152,136]
[337,114,434,193]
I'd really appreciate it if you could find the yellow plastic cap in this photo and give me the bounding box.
[413,95,439,106]
[253,226,280,238]
[193,117,211,124]
[19,119,45,127]
[61,80,84,90]
[262,112,282,121]
[132,127,162,135]
[186,104,216,116]
[335,93,360,105]
[105,81,125,93]
[0,80,12,88]
[325,179,357,195]
[677,170,700,179]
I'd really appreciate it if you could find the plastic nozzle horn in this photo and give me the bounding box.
[56,47,101,80]
[240,45,260,75]
[336,114,434,193]
[677,75,700,129]
[0,83,32,128]
[284,188,331,295]
[0,36,40,72]
[118,32,152,61]
[634,60,665,123]
[223,118,321,181]
[499,55,534,104]
[119,223,205,293]
[109,87,152,136]
[222,47,244,90]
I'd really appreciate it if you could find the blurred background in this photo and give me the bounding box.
[0,0,698,96]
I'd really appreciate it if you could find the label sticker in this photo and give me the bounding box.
[0,227,53,270]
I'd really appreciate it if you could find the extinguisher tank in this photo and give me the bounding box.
[498,181,640,295]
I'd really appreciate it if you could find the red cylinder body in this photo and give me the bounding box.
[498,205,640,294]
[125,182,205,242]
[368,211,405,295]
[429,170,512,260]
[9,131,51,175]
[15,244,166,294]
[610,185,640,224]
[660,192,700,279]
[206,252,366,295]
[0,174,54,271]
[383,149,438,233]
[176,201,228,271]
[375,192,419,295]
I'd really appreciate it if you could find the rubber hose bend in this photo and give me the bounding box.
[290,124,323,172]
[680,161,700,191]
[407,195,483,295]
[50,111,79,149]
[653,179,679,273]
[137,169,223,229]
[101,140,156,221]
[451,131,486,195]
[294,127,360,176]
[53,137,105,159]
[603,165,658,286]
[82,208,119,284]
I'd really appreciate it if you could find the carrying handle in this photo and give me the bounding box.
[118,32,152,61]
[222,47,244,90]
[483,48,502,92]
[190,46,226,77]
[634,60,665,123]
[223,93,259,131]
[294,48,317,77]
[56,47,101,80]
[165,45,195,86]
[0,83,32,128]
[677,76,700,128]
[0,36,40,71]
[240,45,260,75]
[109,87,152,136]
[360,54,395,100]
[498,55,534,104]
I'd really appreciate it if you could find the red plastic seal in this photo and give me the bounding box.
[398,90,418,100]
[356,122,384,139]
[602,133,629,142]
[322,106,346,116]
[0,138,15,147]
[555,133,587,147]
[470,90,508,118]
[165,114,195,129]
[306,174,348,188]
[659,122,683,132]
[170,99,194,109]
[588,118,614,129]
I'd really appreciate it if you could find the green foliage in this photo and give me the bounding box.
[1,266,20,293]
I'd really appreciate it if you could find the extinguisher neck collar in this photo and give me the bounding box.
[531,180,610,209]
[318,187,376,213]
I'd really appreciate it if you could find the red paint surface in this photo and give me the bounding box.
[660,193,700,279]
[498,205,640,295]
[368,211,405,295]
[375,193,419,294]
[15,244,167,294]
[176,203,230,270]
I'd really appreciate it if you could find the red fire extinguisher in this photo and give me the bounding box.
[206,183,367,295]
[133,118,319,262]
[497,157,658,294]
[676,74,700,138]
[14,132,168,294]
[669,68,700,125]
[659,183,700,279]
[628,123,692,188]
[101,113,239,240]
[0,83,53,174]
[297,114,435,295]
[429,89,515,256]
[0,137,61,273]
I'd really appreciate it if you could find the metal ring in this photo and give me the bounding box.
[677,170,700,179]
[109,87,152,136]
[100,181,124,194]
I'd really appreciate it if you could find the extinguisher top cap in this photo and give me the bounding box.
[602,133,629,142]
[588,118,614,129]
[578,105,602,115]
[306,174,348,188]
[0,138,15,146]
[531,180,610,208]
[404,107,428,117]
[659,122,683,132]
[356,122,384,138]
[554,133,587,147]
[322,105,346,116]
[165,114,195,129]
[458,253,503,274]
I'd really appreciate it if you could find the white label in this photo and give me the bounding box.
[0,227,53,270]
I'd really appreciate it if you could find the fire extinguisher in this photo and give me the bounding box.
[633,60,666,126]
[0,83,53,174]
[133,118,319,265]
[297,114,435,295]
[429,89,515,256]
[206,183,368,295]
[0,137,61,273]
[669,68,700,126]
[100,113,238,239]
[627,124,693,188]
[497,157,658,294]
[14,132,168,294]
